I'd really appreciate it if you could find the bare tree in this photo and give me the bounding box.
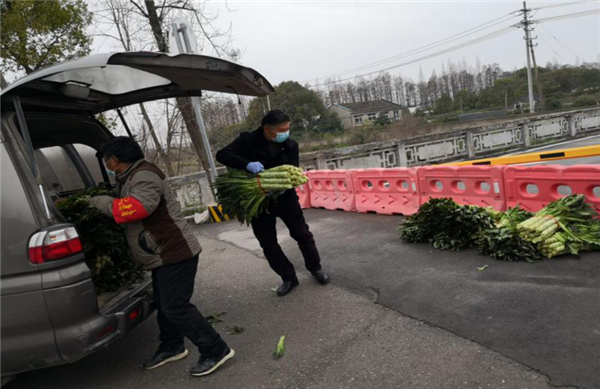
[136,0,237,182]
[97,0,175,175]
[96,0,239,180]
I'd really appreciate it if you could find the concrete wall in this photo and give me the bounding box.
[168,107,600,207]
[299,107,600,170]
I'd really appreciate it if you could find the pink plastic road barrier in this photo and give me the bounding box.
[296,183,311,209]
[307,170,356,211]
[417,165,507,211]
[352,168,420,215]
[504,165,600,213]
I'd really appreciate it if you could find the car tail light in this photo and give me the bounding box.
[129,308,141,321]
[29,227,83,264]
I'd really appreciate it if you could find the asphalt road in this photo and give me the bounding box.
[200,209,600,389]
[8,234,555,389]
[7,136,598,389]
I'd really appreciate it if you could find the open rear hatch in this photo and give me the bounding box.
[1,51,274,114]
[1,52,274,309]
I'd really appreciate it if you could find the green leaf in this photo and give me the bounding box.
[477,265,489,271]
[206,312,227,325]
[226,325,245,335]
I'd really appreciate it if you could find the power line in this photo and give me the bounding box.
[537,34,564,59]
[531,0,597,11]
[532,8,600,24]
[539,24,579,59]
[307,6,599,88]
[301,12,520,83]
[304,1,598,84]
[310,26,518,87]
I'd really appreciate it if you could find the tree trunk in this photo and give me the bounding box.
[0,73,8,89]
[143,0,167,53]
[138,103,175,176]
[143,0,214,184]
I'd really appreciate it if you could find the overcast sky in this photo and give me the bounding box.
[93,0,598,87]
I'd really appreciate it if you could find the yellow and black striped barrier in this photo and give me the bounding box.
[444,144,600,166]
[208,205,230,223]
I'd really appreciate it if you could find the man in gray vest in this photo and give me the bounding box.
[89,136,234,377]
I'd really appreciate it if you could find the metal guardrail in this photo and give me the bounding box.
[443,145,600,166]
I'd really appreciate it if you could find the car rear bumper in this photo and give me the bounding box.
[2,277,154,376]
[47,277,155,364]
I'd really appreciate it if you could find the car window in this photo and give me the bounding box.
[73,143,114,185]
[42,65,171,95]
[36,143,115,194]
[37,146,85,192]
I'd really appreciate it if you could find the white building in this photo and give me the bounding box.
[327,100,403,129]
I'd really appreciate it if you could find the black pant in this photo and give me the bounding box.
[151,256,227,358]
[251,190,322,282]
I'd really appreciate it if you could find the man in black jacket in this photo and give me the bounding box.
[216,110,329,296]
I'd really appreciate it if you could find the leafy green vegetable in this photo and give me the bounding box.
[206,311,227,326]
[226,325,245,335]
[517,195,600,258]
[57,186,145,294]
[398,198,495,251]
[213,165,308,225]
[399,196,599,262]
[478,205,542,262]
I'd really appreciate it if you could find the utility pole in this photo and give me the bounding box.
[529,38,545,112]
[170,22,218,184]
[530,49,544,112]
[521,1,535,113]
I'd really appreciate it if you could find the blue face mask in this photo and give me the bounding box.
[103,159,116,177]
[274,131,290,143]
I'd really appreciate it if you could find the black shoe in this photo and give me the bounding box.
[143,346,188,370]
[311,270,330,285]
[276,279,299,297]
[190,347,235,377]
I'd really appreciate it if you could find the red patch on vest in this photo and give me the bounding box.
[112,196,149,224]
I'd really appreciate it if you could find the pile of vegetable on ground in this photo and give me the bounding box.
[398,195,600,262]
[213,165,308,225]
[57,187,145,293]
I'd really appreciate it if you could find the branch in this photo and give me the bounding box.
[155,4,193,11]
[33,34,63,71]
[129,0,149,17]
[92,33,124,41]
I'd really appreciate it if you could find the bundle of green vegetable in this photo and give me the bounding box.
[57,187,145,293]
[213,165,308,225]
[399,195,600,262]
[398,198,495,251]
[516,194,600,258]
[478,206,542,262]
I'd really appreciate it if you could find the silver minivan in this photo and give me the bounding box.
[0,52,272,380]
